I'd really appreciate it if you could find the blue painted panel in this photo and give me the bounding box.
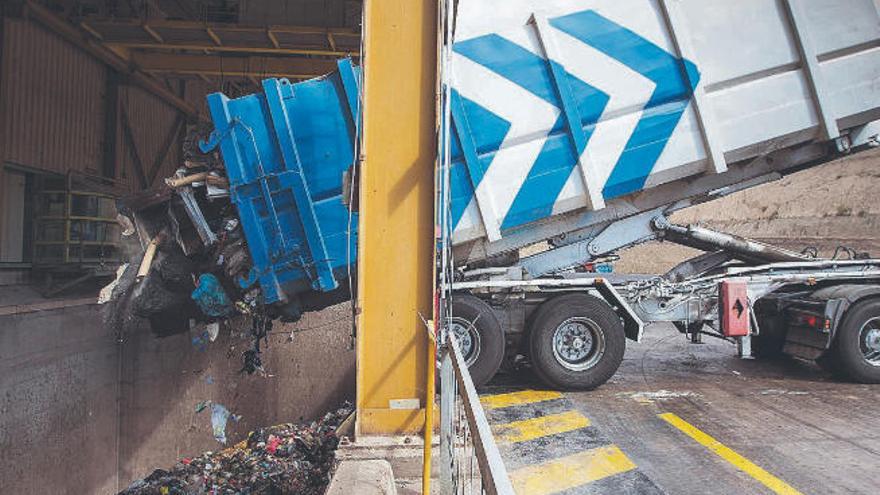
[448,9,699,233]
[454,31,613,231]
[550,10,699,199]
[204,60,360,306]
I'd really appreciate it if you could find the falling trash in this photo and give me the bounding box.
[210,403,233,444]
[191,330,211,352]
[206,322,220,342]
[194,400,211,414]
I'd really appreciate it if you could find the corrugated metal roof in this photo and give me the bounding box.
[1,19,106,176]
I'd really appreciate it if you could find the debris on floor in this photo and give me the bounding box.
[118,402,353,495]
[618,390,700,404]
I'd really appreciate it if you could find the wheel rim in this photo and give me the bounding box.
[859,316,880,367]
[450,317,481,367]
[551,317,605,371]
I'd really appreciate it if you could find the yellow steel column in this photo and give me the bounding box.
[356,0,438,435]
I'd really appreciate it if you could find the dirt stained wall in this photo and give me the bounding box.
[0,302,355,494]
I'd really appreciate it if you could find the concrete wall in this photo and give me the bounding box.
[0,303,119,494]
[0,301,355,494]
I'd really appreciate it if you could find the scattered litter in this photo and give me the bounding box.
[619,390,699,404]
[194,400,212,414]
[241,349,263,375]
[98,264,129,304]
[118,402,352,495]
[759,389,809,396]
[191,330,212,352]
[731,370,742,376]
[205,375,214,385]
[192,274,235,318]
[206,322,220,342]
[266,435,282,455]
[210,403,237,444]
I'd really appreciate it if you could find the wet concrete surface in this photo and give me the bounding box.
[484,323,880,494]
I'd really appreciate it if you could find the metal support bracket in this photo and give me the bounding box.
[849,119,880,148]
[263,78,338,291]
[532,13,605,210]
[658,0,727,174]
[782,0,840,140]
[518,207,666,277]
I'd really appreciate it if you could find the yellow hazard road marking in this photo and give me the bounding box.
[660,413,803,495]
[480,389,563,410]
[493,410,591,444]
[509,444,636,495]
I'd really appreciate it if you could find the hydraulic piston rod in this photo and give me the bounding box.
[653,216,813,264]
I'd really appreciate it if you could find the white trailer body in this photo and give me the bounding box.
[438,0,880,389]
[445,0,880,273]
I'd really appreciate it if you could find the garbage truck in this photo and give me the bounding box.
[115,0,880,389]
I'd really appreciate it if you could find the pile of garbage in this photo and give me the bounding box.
[118,403,353,495]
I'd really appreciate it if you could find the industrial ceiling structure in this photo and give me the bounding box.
[20,0,362,117]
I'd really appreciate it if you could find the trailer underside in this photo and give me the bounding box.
[451,221,880,389]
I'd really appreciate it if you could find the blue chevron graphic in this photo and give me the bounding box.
[550,10,700,199]
[448,89,511,229]
[448,9,699,235]
[454,34,610,230]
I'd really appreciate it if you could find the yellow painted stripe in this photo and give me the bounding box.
[493,410,591,444]
[509,445,636,495]
[660,413,803,495]
[480,390,563,410]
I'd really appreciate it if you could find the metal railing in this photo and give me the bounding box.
[438,333,514,495]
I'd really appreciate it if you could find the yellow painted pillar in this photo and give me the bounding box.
[356,0,438,435]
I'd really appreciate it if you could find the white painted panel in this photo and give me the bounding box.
[821,48,880,121]
[449,0,880,248]
[708,70,818,153]
[454,197,487,243]
[456,0,672,48]
[679,0,798,85]
[801,0,880,56]
[650,104,707,175]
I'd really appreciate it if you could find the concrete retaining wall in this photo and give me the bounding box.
[0,301,355,494]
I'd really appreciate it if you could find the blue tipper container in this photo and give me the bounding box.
[202,59,361,317]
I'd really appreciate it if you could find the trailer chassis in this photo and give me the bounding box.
[449,229,880,389]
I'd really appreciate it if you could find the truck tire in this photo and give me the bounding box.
[451,295,505,388]
[528,293,625,390]
[828,299,880,383]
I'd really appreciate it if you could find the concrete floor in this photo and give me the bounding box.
[482,323,880,495]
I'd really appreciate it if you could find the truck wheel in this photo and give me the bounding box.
[829,299,880,383]
[450,295,505,388]
[528,294,625,390]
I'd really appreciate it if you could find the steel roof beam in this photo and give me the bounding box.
[107,41,357,58]
[132,52,337,79]
[76,16,360,57]
[78,17,361,37]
